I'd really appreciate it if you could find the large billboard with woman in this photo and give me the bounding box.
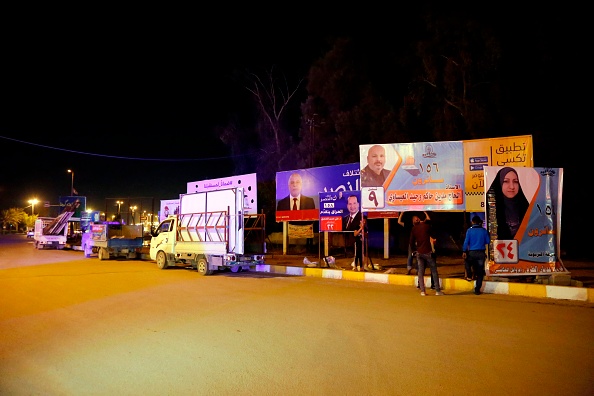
[484,166,566,276]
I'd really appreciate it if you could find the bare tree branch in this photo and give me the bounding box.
[244,67,304,153]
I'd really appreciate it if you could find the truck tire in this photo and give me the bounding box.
[98,248,110,260]
[156,251,168,269]
[197,258,213,276]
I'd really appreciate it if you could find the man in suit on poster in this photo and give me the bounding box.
[342,194,362,232]
[276,172,316,211]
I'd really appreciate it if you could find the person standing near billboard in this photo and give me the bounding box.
[343,194,365,271]
[462,215,491,295]
[398,211,429,275]
[410,217,443,296]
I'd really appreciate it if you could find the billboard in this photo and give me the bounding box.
[484,166,566,276]
[357,136,534,213]
[159,199,180,222]
[275,164,360,222]
[463,135,533,211]
[58,196,86,220]
[187,173,258,214]
[319,190,362,232]
[360,142,465,212]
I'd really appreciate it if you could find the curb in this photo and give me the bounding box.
[254,265,594,303]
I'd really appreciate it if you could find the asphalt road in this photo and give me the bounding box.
[1,235,593,395]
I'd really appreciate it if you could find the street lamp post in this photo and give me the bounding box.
[130,206,137,225]
[115,201,123,214]
[67,169,74,195]
[28,199,39,215]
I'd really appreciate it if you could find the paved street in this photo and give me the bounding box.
[1,235,593,395]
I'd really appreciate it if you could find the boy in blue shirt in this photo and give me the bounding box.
[462,215,491,295]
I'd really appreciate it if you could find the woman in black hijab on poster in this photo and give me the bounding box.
[489,167,529,240]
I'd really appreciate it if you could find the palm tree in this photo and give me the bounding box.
[0,208,26,234]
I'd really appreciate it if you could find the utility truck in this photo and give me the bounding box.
[33,216,69,250]
[149,187,265,275]
[82,222,145,260]
[33,200,81,250]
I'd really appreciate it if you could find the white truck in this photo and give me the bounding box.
[33,214,71,250]
[33,200,81,250]
[149,188,265,275]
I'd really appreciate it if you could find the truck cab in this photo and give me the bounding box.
[149,188,265,275]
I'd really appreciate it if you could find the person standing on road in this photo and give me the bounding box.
[410,216,443,296]
[343,194,364,271]
[398,211,429,275]
[353,215,369,271]
[462,215,491,295]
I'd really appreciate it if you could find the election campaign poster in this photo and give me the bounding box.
[483,166,566,276]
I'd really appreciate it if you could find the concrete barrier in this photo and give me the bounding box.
[254,264,594,303]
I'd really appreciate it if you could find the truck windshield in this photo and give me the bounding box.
[158,222,171,234]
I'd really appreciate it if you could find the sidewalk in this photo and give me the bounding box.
[259,252,594,303]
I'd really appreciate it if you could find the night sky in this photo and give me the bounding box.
[0,10,328,210]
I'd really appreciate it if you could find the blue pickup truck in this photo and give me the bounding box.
[81,222,144,260]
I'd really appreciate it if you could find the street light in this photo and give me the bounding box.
[115,200,123,214]
[67,169,74,196]
[28,198,39,215]
[130,206,137,225]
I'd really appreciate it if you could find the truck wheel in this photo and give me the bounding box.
[156,251,168,269]
[197,258,213,276]
[98,248,110,260]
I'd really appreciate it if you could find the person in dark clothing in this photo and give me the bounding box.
[343,194,365,271]
[353,215,368,271]
[399,211,429,275]
[462,215,491,295]
[410,219,443,296]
